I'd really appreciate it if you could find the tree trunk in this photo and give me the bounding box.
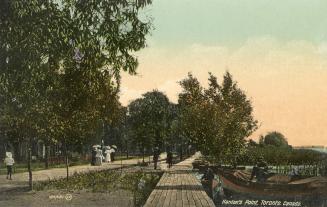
[13,142,21,162]
[120,148,123,173]
[65,144,69,181]
[142,147,145,163]
[28,147,33,190]
[45,144,49,169]
[66,154,69,181]
[126,141,129,159]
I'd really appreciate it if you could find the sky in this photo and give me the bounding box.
[120,0,327,146]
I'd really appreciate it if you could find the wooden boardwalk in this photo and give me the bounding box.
[144,153,215,207]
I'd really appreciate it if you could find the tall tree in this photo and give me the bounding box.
[0,0,152,188]
[177,72,258,165]
[127,90,172,161]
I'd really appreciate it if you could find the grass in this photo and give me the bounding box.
[34,169,162,207]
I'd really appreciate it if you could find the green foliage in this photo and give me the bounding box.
[240,144,325,166]
[177,72,258,164]
[127,90,174,152]
[261,131,289,147]
[104,106,129,150]
[0,0,152,152]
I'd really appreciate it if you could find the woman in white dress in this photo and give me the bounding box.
[105,146,111,163]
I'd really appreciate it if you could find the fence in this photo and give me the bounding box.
[269,164,327,177]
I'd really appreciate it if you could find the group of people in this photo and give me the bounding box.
[152,148,174,170]
[91,145,116,166]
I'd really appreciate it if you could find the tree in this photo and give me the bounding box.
[248,139,258,147]
[127,90,172,162]
[177,73,205,156]
[104,105,130,155]
[0,0,152,188]
[177,72,258,165]
[262,131,288,147]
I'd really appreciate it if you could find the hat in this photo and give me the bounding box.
[6,152,12,158]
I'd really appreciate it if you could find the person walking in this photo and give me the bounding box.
[91,147,97,166]
[96,147,103,166]
[153,147,160,170]
[110,146,116,162]
[104,146,111,163]
[4,152,15,180]
[166,151,173,168]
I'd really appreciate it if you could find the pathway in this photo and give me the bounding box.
[0,153,166,193]
[144,152,215,207]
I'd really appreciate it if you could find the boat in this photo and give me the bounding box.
[216,168,327,197]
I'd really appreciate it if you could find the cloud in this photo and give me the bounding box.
[121,37,327,146]
[157,79,182,103]
[119,86,145,105]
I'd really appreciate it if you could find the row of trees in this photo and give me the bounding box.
[104,72,258,166]
[5,0,319,187]
[0,0,152,189]
[114,79,325,169]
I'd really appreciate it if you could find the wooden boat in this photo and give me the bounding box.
[216,168,327,197]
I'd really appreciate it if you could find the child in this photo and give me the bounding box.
[4,153,15,180]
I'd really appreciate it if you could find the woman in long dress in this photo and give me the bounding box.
[95,147,103,166]
[105,146,111,162]
[109,147,116,162]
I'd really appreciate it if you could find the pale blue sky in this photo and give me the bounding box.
[145,0,327,48]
